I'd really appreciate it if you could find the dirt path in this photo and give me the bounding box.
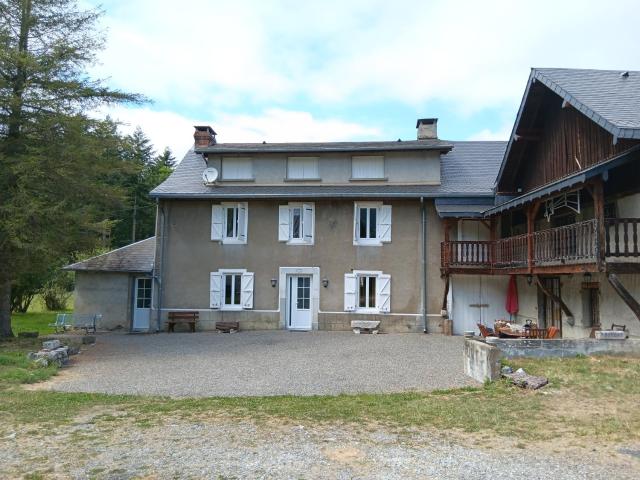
[1,411,638,479]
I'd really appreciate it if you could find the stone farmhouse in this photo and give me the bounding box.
[66,68,640,338]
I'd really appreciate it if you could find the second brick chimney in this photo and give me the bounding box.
[416,118,438,140]
[194,125,217,148]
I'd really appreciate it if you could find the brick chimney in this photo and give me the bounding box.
[416,118,438,140]
[194,125,217,148]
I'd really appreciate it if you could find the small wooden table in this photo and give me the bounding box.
[167,311,199,333]
[497,327,526,339]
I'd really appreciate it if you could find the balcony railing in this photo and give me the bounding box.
[534,219,597,264]
[441,218,640,270]
[606,218,640,258]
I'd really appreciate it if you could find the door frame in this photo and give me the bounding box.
[132,275,153,331]
[286,274,313,331]
[538,276,562,336]
[278,267,320,330]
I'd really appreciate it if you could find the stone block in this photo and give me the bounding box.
[464,338,501,382]
[42,339,61,350]
[351,320,380,329]
[595,330,626,340]
[18,331,38,338]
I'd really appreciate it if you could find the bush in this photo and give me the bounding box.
[41,271,74,311]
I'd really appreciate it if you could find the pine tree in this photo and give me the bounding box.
[0,0,144,336]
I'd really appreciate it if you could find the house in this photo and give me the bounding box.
[440,68,640,337]
[67,117,505,332]
[67,67,640,338]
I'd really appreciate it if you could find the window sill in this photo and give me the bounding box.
[354,308,381,314]
[220,306,244,311]
[220,239,247,245]
[284,178,322,182]
[354,240,383,247]
[220,178,255,183]
[287,239,314,246]
[349,177,388,182]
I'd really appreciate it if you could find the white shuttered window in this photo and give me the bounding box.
[344,271,391,313]
[222,157,253,180]
[287,157,319,179]
[277,203,314,244]
[210,269,254,310]
[211,203,248,244]
[353,202,392,245]
[352,156,384,179]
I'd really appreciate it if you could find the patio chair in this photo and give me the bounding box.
[477,323,497,338]
[48,313,72,333]
[546,326,559,339]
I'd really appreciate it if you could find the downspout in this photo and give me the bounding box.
[154,200,167,333]
[421,197,428,333]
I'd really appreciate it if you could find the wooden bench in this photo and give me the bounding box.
[167,311,199,333]
[215,321,239,333]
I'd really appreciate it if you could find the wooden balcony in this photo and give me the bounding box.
[441,218,640,274]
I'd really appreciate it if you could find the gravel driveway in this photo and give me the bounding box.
[46,331,476,397]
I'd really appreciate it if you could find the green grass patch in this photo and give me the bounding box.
[10,312,64,336]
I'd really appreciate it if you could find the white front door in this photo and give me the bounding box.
[133,277,152,330]
[287,275,312,330]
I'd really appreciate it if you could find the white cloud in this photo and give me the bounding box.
[467,123,513,141]
[91,0,640,117]
[102,106,382,160]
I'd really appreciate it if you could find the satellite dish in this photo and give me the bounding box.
[202,167,219,185]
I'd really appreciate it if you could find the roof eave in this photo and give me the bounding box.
[193,144,454,155]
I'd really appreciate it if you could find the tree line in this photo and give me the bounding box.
[0,0,174,334]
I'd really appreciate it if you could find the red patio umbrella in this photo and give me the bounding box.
[505,275,519,317]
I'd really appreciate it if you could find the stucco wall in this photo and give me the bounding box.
[158,198,446,331]
[205,150,441,185]
[513,273,640,337]
[73,271,132,330]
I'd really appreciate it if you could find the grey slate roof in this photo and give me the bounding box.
[195,139,453,154]
[533,68,640,138]
[64,237,155,273]
[438,141,506,194]
[150,141,506,199]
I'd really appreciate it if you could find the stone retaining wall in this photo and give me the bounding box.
[485,337,640,358]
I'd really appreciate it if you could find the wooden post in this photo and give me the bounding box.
[526,202,541,272]
[592,178,606,270]
[489,217,497,267]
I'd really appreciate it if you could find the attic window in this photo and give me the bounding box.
[222,157,253,180]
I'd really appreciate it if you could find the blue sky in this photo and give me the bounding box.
[89,0,640,159]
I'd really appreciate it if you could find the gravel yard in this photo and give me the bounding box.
[2,413,638,479]
[42,331,476,396]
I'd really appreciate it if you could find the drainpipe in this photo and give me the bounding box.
[421,197,428,333]
[154,200,167,333]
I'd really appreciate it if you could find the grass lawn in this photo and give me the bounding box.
[0,327,639,447]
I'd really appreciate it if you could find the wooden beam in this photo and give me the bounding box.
[592,178,606,269]
[607,273,640,323]
[441,275,450,317]
[535,276,575,324]
[526,202,541,273]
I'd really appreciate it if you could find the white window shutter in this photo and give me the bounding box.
[378,205,392,243]
[237,203,247,243]
[353,203,359,242]
[241,272,254,309]
[211,205,223,240]
[210,272,222,309]
[278,205,290,241]
[376,274,391,313]
[303,203,314,242]
[344,273,357,311]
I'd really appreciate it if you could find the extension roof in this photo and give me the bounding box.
[64,237,155,273]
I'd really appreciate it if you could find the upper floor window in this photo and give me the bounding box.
[351,156,385,180]
[279,203,314,244]
[287,157,319,180]
[353,202,392,246]
[222,157,253,180]
[211,202,248,244]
